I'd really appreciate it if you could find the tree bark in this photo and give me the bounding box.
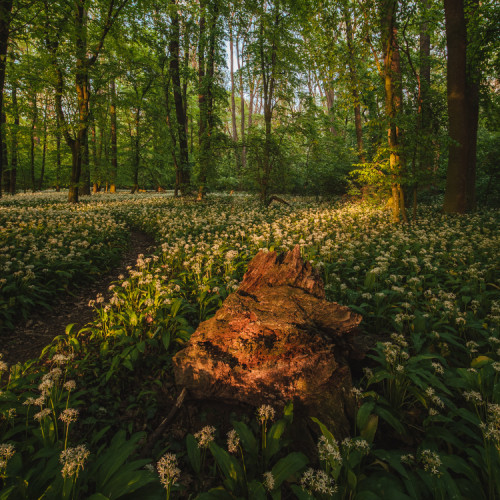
[38,97,48,191]
[1,110,7,193]
[344,11,365,163]
[30,93,38,192]
[381,0,407,223]
[236,33,246,174]
[55,110,61,192]
[169,0,190,195]
[443,0,479,213]
[9,84,18,194]
[130,106,140,193]
[0,0,13,197]
[109,78,117,193]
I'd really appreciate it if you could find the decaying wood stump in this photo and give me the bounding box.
[172,245,362,437]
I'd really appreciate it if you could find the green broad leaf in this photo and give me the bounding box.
[248,480,267,500]
[360,414,378,444]
[93,430,146,489]
[289,484,314,500]
[357,401,375,430]
[372,449,409,479]
[311,417,336,443]
[209,442,245,494]
[65,323,76,335]
[162,331,171,352]
[196,488,235,500]
[271,452,308,489]
[374,406,405,435]
[441,454,476,482]
[232,420,258,458]
[347,468,357,490]
[358,472,411,500]
[265,418,288,462]
[86,495,110,500]
[122,358,134,371]
[136,341,146,353]
[186,433,201,474]
[170,298,183,317]
[98,462,155,499]
[471,355,492,368]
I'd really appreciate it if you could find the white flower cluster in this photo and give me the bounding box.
[60,444,90,478]
[157,453,180,488]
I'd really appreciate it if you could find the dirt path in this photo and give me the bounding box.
[2,230,156,366]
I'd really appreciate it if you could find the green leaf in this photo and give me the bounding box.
[374,406,405,435]
[357,401,375,430]
[209,442,245,494]
[360,414,379,444]
[232,420,258,458]
[162,331,171,352]
[187,433,201,474]
[289,484,314,500]
[271,452,308,488]
[248,480,267,500]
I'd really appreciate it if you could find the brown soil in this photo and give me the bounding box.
[2,229,156,366]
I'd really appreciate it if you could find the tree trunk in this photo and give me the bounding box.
[55,111,61,192]
[90,113,99,193]
[0,0,13,197]
[131,107,140,193]
[344,12,365,163]
[109,78,118,193]
[443,0,479,213]
[1,110,7,193]
[38,97,48,191]
[382,0,407,223]
[30,93,38,192]
[236,33,246,175]
[9,84,18,194]
[169,0,190,194]
[259,10,278,203]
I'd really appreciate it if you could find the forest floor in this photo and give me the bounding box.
[2,229,157,366]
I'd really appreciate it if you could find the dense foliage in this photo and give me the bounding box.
[0,0,498,209]
[1,192,499,498]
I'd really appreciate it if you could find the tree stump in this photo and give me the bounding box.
[172,245,363,437]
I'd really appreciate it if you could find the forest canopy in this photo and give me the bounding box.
[0,0,498,213]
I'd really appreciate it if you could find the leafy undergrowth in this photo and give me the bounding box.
[1,192,499,499]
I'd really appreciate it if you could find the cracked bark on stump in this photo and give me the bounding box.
[173,245,363,437]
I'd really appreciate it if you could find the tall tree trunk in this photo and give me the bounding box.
[229,15,240,179]
[38,97,48,191]
[1,110,7,193]
[259,9,278,203]
[229,15,238,144]
[109,78,118,193]
[236,33,246,175]
[55,110,61,192]
[169,0,190,195]
[197,0,207,198]
[344,11,365,162]
[30,93,38,192]
[443,0,479,213]
[382,0,407,223]
[0,0,13,197]
[90,113,99,193]
[9,84,18,194]
[412,0,432,218]
[131,107,140,193]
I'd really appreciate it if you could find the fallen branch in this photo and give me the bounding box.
[140,387,187,458]
[267,195,290,207]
